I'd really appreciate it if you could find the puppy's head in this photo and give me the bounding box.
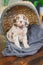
[13,14,29,28]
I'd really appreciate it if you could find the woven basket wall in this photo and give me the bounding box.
[2,2,39,33]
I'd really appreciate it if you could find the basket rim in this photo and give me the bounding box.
[1,1,40,34]
[1,1,40,22]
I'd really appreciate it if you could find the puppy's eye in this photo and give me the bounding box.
[23,16,26,20]
[16,17,19,20]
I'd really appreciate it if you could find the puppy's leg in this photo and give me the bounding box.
[13,35,22,49]
[23,35,30,48]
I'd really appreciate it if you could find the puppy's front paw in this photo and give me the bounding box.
[17,46,22,49]
[24,44,30,48]
[14,42,22,49]
[25,45,30,48]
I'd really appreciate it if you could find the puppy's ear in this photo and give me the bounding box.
[13,19,17,26]
[28,24,31,30]
[13,19,16,22]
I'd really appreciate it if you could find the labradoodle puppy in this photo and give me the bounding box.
[7,14,30,48]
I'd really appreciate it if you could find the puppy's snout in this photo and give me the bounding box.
[20,21,22,23]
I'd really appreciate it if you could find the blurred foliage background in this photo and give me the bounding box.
[0,0,43,13]
[23,0,43,13]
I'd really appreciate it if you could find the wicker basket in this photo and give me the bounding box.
[1,1,40,33]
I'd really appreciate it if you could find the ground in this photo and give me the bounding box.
[0,47,43,65]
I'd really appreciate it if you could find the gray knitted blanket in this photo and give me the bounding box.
[1,24,43,57]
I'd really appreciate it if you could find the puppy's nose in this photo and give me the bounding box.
[20,21,22,23]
